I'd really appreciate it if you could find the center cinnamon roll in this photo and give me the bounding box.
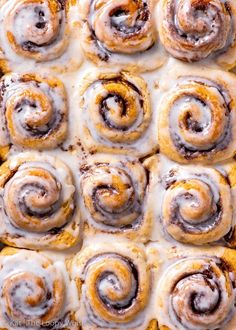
[80,155,152,242]
[82,166,140,227]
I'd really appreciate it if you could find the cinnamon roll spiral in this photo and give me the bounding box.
[80,72,157,157]
[80,155,152,242]
[0,0,69,63]
[144,155,233,245]
[158,0,236,65]
[70,239,150,329]
[162,166,232,245]
[158,75,236,164]
[156,252,236,330]
[0,73,67,152]
[0,153,80,250]
[79,0,164,71]
[0,248,78,330]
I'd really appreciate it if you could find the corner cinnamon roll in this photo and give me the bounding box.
[158,0,236,68]
[158,71,236,164]
[145,155,233,245]
[0,247,79,330]
[0,0,70,68]
[0,152,80,250]
[78,0,165,71]
[69,238,151,329]
[156,247,236,330]
[79,72,157,157]
[0,73,67,154]
[80,155,152,242]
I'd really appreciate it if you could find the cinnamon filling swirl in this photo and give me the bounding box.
[158,0,234,62]
[158,76,235,164]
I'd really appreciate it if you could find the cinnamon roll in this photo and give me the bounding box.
[156,247,236,330]
[0,0,70,67]
[80,155,152,242]
[145,155,233,245]
[0,247,78,330]
[0,73,67,153]
[158,0,236,68]
[79,72,157,157]
[158,71,236,164]
[0,152,80,250]
[69,237,151,329]
[78,0,165,71]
